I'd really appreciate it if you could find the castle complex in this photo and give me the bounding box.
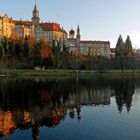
[0,4,67,43]
[0,3,111,58]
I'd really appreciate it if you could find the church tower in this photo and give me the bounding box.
[32,2,40,26]
[76,25,81,47]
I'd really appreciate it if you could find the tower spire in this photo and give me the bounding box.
[76,25,81,47]
[77,25,80,36]
[32,0,40,26]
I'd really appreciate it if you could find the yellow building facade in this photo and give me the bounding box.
[0,14,15,39]
[0,4,67,43]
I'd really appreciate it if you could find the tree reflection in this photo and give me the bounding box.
[112,78,135,112]
[0,78,138,139]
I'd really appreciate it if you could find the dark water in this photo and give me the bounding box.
[0,77,140,140]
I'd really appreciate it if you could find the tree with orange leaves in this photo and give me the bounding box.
[40,41,54,68]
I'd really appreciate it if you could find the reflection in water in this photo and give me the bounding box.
[112,79,135,112]
[0,78,138,139]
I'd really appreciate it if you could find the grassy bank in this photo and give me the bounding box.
[1,69,140,79]
[3,70,79,79]
[81,69,140,79]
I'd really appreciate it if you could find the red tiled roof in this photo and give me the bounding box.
[0,15,32,26]
[14,20,32,26]
[0,15,67,34]
[40,22,66,33]
[80,40,110,45]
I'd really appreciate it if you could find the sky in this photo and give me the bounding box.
[0,0,140,48]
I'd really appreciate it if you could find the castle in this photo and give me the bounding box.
[67,26,110,59]
[0,3,110,58]
[0,4,67,43]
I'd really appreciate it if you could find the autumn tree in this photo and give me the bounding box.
[40,41,53,68]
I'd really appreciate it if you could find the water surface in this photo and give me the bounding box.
[0,77,140,140]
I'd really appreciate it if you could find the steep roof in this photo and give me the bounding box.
[14,20,32,26]
[34,3,38,12]
[40,22,66,33]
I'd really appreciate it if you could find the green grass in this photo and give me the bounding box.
[80,70,140,80]
[4,70,79,79]
[1,69,140,79]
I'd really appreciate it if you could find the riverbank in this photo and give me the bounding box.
[1,70,79,79]
[1,69,140,79]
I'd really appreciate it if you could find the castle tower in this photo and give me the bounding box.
[76,25,81,47]
[69,29,75,39]
[32,2,40,26]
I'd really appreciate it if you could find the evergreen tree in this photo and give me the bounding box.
[124,36,135,70]
[124,35,133,57]
[115,35,124,57]
[115,35,125,71]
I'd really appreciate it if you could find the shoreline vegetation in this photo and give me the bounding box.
[0,34,139,79]
[1,69,140,79]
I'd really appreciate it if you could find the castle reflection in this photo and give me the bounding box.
[0,78,138,139]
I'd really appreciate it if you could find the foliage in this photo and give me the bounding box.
[115,35,135,71]
[52,40,62,69]
[116,35,124,57]
[124,35,133,57]
[0,39,3,59]
[0,34,138,71]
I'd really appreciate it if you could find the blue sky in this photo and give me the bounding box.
[0,0,140,48]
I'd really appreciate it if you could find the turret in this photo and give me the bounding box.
[32,3,40,26]
[69,29,75,39]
